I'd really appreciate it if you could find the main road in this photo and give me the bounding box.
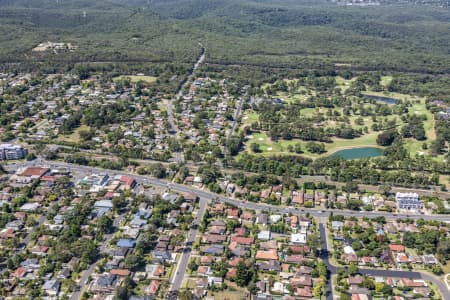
[5,159,450,223]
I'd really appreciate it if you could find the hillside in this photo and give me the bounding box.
[0,0,449,73]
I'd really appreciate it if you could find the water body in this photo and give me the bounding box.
[362,94,398,104]
[330,147,383,160]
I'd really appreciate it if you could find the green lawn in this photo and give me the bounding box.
[300,107,319,116]
[380,75,393,87]
[246,110,260,122]
[336,76,357,92]
[207,291,247,300]
[245,130,383,158]
[326,133,380,153]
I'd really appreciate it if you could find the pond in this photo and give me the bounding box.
[329,147,384,160]
[362,94,398,104]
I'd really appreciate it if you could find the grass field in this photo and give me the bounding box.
[244,110,259,123]
[244,131,383,159]
[326,133,380,154]
[206,291,246,300]
[114,75,157,84]
[440,175,450,191]
[336,76,357,92]
[380,75,393,87]
[57,124,90,143]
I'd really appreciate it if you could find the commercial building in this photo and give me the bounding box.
[395,192,422,210]
[0,144,27,160]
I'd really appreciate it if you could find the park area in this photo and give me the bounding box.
[240,76,445,162]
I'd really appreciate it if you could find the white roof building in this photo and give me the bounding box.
[258,230,271,240]
[291,233,306,244]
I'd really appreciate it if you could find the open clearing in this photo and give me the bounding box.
[57,124,90,143]
[114,75,157,84]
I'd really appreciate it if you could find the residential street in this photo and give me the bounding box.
[168,44,206,163]
[70,211,127,300]
[318,223,450,300]
[168,197,208,299]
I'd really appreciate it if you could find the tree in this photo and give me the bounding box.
[114,286,130,300]
[343,181,358,193]
[306,141,326,154]
[149,163,167,178]
[381,284,393,296]
[25,153,36,161]
[124,251,144,271]
[376,129,397,146]
[315,261,327,278]
[431,265,443,275]
[235,262,250,287]
[340,293,351,300]
[379,184,391,196]
[307,234,320,254]
[250,143,261,153]
[348,264,358,276]
[97,215,113,234]
[178,290,193,300]
[314,277,325,297]
[188,260,198,272]
[436,239,450,263]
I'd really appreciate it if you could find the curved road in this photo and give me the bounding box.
[319,223,449,300]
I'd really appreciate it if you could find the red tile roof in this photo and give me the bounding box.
[399,278,425,287]
[234,227,247,236]
[256,249,278,260]
[226,268,237,279]
[286,254,304,263]
[288,245,310,254]
[389,244,405,252]
[11,267,27,278]
[41,175,57,182]
[147,280,160,295]
[120,175,136,187]
[19,167,49,177]
[153,265,164,277]
[296,286,312,298]
[292,191,304,204]
[230,236,254,245]
[110,269,130,276]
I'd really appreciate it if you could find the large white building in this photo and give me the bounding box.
[0,144,27,160]
[395,192,423,210]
